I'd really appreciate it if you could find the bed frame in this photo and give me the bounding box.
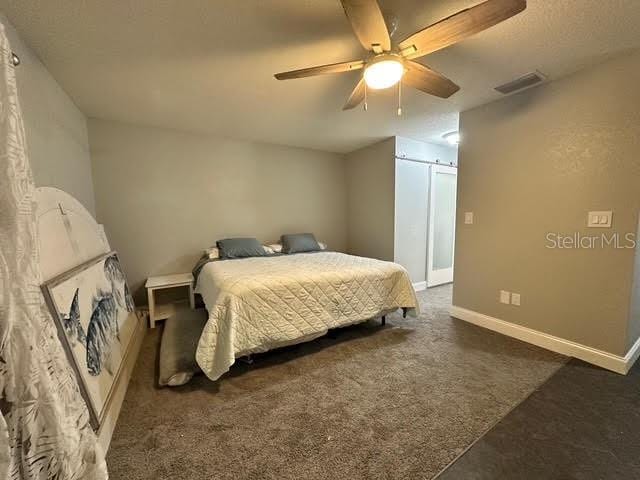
[239,307,408,363]
[381,307,408,326]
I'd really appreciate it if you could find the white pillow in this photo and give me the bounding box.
[204,246,220,259]
[259,242,327,254]
[167,372,194,387]
[266,243,283,253]
[263,245,275,254]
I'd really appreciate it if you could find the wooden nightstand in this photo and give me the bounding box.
[145,273,195,328]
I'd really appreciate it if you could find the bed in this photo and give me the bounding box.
[193,251,419,381]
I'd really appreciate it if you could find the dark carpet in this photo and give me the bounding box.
[437,358,640,479]
[106,285,566,480]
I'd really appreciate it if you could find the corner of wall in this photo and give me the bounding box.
[344,138,396,260]
[626,213,640,353]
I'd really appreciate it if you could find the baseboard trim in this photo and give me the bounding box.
[413,281,427,292]
[450,305,640,375]
[624,335,640,372]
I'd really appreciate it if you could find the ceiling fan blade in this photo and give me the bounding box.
[343,78,366,110]
[274,60,364,80]
[403,61,460,98]
[340,0,391,52]
[399,0,526,60]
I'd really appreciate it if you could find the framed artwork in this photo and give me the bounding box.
[42,251,138,430]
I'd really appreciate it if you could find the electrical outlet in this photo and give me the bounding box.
[500,290,511,304]
[511,293,521,306]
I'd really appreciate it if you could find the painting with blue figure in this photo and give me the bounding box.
[86,292,119,376]
[42,251,138,429]
[61,287,87,346]
[103,255,135,312]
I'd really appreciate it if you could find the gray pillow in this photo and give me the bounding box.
[216,237,267,259]
[281,233,321,254]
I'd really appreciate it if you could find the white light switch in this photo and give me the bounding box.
[511,293,521,306]
[500,290,511,304]
[587,211,612,228]
[464,212,474,225]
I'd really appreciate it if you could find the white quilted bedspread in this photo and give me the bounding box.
[194,252,419,380]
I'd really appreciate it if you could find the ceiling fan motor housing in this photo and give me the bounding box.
[366,53,404,68]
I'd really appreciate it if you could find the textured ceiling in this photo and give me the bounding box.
[1,0,639,153]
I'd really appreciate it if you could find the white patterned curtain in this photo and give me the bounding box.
[0,22,107,480]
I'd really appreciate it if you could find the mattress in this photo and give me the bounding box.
[194,251,419,380]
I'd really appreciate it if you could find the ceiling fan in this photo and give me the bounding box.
[274,0,526,112]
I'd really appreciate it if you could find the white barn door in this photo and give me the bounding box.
[427,165,457,287]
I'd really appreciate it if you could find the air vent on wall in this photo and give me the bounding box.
[494,71,546,95]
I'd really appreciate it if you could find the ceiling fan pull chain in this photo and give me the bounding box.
[397,80,402,116]
[364,82,368,111]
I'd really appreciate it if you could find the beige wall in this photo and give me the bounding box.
[89,119,347,298]
[345,138,395,261]
[2,16,95,214]
[453,50,640,356]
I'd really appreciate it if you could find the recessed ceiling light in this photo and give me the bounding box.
[443,132,460,145]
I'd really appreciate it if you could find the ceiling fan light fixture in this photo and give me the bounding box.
[364,55,404,90]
